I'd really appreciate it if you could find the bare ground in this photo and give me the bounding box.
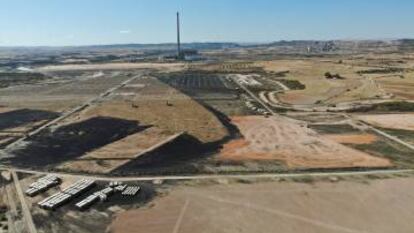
[110,177,414,233]
[217,116,391,169]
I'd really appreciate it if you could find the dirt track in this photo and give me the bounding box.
[110,178,414,233]
[219,116,391,169]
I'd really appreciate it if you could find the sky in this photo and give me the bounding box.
[0,0,413,46]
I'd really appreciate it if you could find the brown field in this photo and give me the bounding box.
[0,70,229,173]
[0,72,133,112]
[322,133,378,145]
[110,177,414,233]
[217,116,391,169]
[53,76,228,173]
[256,60,384,105]
[66,77,228,143]
[356,113,414,131]
[376,72,414,99]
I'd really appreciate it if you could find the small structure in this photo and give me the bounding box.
[25,175,61,197]
[76,182,128,210]
[38,179,95,210]
[122,186,141,196]
[75,187,114,210]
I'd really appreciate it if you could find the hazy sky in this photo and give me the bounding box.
[0,0,413,46]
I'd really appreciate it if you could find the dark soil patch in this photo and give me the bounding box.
[347,101,414,113]
[0,72,50,88]
[309,124,359,134]
[347,134,414,169]
[5,117,149,168]
[0,109,59,131]
[277,79,306,90]
[357,68,405,74]
[375,127,414,145]
[156,71,238,100]
[112,133,205,175]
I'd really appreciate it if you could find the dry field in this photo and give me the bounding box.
[65,76,229,143]
[53,76,228,173]
[259,60,380,104]
[322,133,378,145]
[217,116,391,169]
[356,113,414,131]
[0,71,133,112]
[256,60,385,105]
[110,177,414,233]
[376,72,414,99]
[0,68,229,173]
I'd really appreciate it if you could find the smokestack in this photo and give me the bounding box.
[176,12,181,58]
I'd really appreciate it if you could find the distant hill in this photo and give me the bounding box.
[83,42,241,50]
[1,40,414,60]
[0,42,241,54]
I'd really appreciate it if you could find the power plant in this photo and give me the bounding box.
[177,12,182,59]
[158,12,202,61]
[174,12,201,61]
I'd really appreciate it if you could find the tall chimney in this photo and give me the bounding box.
[176,12,181,58]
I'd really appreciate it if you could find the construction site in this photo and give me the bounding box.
[1,9,414,233]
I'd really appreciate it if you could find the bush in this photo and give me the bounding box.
[325,72,345,80]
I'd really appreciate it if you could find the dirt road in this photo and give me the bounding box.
[11,171,37,233]
[1,166,412,182]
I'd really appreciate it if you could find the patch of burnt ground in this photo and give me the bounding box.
[0,109,60,131]
[4,117,150,169]
[112,133,205,175]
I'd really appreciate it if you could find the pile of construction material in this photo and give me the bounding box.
[122,186,140,196]
[75,186,114,210]
[34,178,142,210]
[25,175,61,197]
[75,182,139,210]
[38,179,95,210]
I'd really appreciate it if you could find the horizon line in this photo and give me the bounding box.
[1,38,413,48]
